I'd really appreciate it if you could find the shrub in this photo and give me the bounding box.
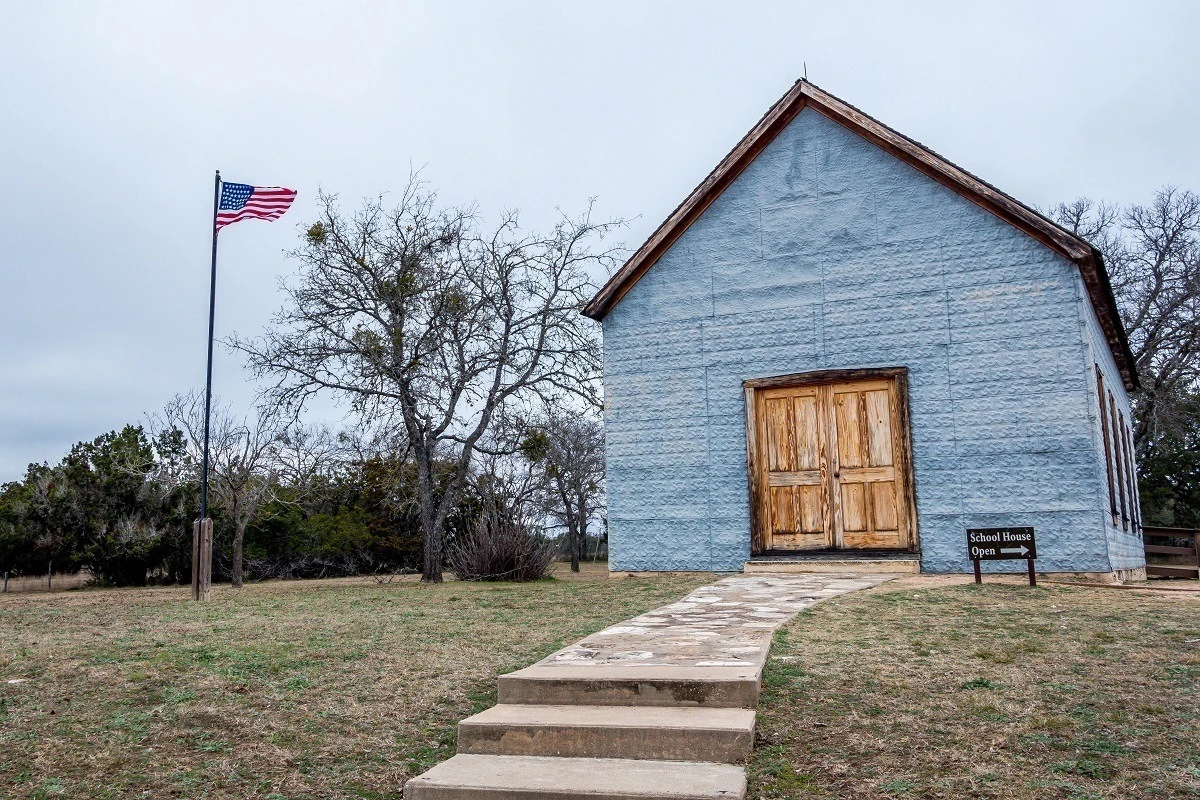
[448,507,555,582]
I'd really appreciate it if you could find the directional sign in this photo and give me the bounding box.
[966,527,1037,560]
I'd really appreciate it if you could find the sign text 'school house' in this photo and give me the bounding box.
[584,81,1144,579]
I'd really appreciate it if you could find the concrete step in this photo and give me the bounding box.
[403,754,746,800]
[743,558,919,575]
[497,665,760,709]
[457,704,755,763]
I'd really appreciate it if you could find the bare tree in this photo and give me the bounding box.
[271,422,348,496]
[520,409,605,572]
[1052,188,1200,442]
[232,178,619,582]
[155,391,281,588]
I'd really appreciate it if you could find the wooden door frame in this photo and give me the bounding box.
[744,367,919,554]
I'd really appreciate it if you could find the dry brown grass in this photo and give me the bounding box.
[0,564,710,799]
[750,576,1200,800]
[1,572,91,594]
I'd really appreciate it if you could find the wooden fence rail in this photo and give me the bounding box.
[1142,526,1200,580]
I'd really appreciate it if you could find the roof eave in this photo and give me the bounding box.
[1082,245,1140,391]
[582,81,811,320]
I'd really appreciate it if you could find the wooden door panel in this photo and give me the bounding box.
[839,482,867,532]
[772,533,825,549]
[750,372,913,553]
[834,392,864,468]
[798,485,824,533]
[870,481,898,531]
[865,389,894,467]
[768,472,823,487]
[828,380,908,550]
[793,394,821,470]
[764,396,796,471]
[765,482,825,534]
[770,486,797,532]
[756,387,829,550]
[767,483,826,548]
[843,530,900,548]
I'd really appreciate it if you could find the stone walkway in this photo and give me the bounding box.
[541,574,895,669]
[405,573,900,800]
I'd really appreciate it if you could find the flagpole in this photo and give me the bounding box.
[201,170,221,522]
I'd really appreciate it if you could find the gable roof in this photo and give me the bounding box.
[583,80,1138,391]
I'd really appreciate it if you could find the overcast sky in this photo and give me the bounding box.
[2,1,1197,482]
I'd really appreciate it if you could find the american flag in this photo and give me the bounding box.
[215,181,297,231]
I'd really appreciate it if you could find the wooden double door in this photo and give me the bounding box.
[747,373,915,552]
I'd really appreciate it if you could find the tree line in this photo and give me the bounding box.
[0,407,604,587]
[2,181,1197,588]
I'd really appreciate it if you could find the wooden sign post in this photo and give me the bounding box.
[192,518,213,601]
[967,527,1037,587]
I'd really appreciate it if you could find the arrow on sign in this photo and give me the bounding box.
[1000,546,1030,556]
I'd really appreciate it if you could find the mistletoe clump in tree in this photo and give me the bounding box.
[234,178,620,582]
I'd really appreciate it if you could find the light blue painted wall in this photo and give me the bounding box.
[601,106,1142,575]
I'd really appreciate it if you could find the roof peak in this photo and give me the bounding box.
[582,80,1136,390]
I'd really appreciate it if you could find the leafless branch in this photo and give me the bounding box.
[229,176,623,581]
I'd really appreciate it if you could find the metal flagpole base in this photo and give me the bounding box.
[192,518,213,601]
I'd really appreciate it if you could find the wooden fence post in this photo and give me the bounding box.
[1142,526,1200,580]
[192,518,213,601]
[191,520,201,600]
[201,519,212,601]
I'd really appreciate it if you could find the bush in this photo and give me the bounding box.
[448,507,555,582]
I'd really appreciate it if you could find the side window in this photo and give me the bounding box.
[1120,416,1140,531]
[1108,391,1128,529]
[1095,367,1118,524]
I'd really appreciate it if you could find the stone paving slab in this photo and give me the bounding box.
[405,754,747,800]
[535,573,898,669]
[497,664,762,708]
[457,704,756,762]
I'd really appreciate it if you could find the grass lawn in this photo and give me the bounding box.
[0,565,709,799]
[750,577,1200,800]
[5,569,1198,800]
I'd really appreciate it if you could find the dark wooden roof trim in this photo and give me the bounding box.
[1082,246,1138,391]
[583,80,1139,391]
[583,81,811,321]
